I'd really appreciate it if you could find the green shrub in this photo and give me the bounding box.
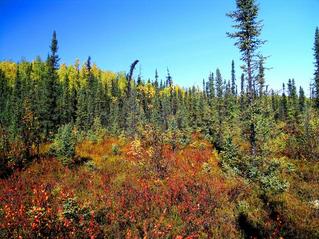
[63,197,90,222]
[220,137,241,174]
[111,144,120,155]
[243,156,289,195]
[85,160,98,171]
[87,117,106,143]
[51,123,76,166]
[179,132,191,147]
[220,137,288,196]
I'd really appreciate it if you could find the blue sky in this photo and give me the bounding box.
[0,0,318,92]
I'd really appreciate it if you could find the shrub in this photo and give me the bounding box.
[84,160,98,171]
[51,123,76,166]
[243,156,289,195]
[220,137,241,175]
[87,117,106,143]
[220,138,289,196]
[111,144,120,155]
[63,197,90,222]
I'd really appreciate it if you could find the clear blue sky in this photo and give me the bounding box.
[0,0,318,92]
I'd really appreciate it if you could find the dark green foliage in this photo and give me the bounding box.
[0,69,10,127]
[76,83,88,129]
[257,57,265,97]
[221,138,288,195]
[227,0,266,155]
[85,56,95,127]
[87,117,106,143]
[287,79,298,119]
[39,31,61,137]
[314,27,319,108]
[63,197,90,222]
[231,60,236,96]
[220,137,240,174]
[240,73,245,111]
[299,86,305,113]
[51,123,76,166]
[243,156,289,195]
[227,0,265,101]
[208,72,215,99]
[279,83,288,120]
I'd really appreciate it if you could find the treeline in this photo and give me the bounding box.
[1,26,319,173]
[0,31,314,146]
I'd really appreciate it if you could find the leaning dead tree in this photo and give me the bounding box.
[126,60,139,97]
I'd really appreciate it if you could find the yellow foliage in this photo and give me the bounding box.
[91,63,101,78]
[266,132,288,155]
[117,72,127,93]
[0,61,17,85]
[76,137,121,168]
[67,62,80,89]
[39,143,51,155]
[137,83,155,98]
[57,63,68,82]
[101,71,117,86]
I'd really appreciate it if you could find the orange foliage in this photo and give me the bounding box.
[2,136,316,238]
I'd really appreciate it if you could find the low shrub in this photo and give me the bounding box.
[111,144,120,155]
[51,123,76,166]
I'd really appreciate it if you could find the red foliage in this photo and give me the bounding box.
[0,138,250,238]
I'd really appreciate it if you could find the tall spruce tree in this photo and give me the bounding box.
[44,31,60,137]
[215,68,224,149]
[227,0,266,154]
[85,56,95,127]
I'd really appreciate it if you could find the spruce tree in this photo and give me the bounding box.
[0,69,9,127]
[11,66,24,136]
[76,74,88,130]
[61,73,71,124]
[231,60,236,96]
[271,90,277,118]
[257,57,265,97]
[299,86,305,113]
[288,78,298,118]
[150,90,162,128]
[227,0,266,154]
[44,31,60,137]
[203,79,206,98]
[208,72,215,103]
[85,56,96,127]
[240,73,245,111]
[279,83,288,120]
[154,69,159,89]
[215,68,224,149]
[313,27,319,108]
[215,68,223,99]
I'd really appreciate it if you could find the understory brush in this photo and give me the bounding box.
[0,133,318,238]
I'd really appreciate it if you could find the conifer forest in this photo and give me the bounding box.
[0,0,319,238]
